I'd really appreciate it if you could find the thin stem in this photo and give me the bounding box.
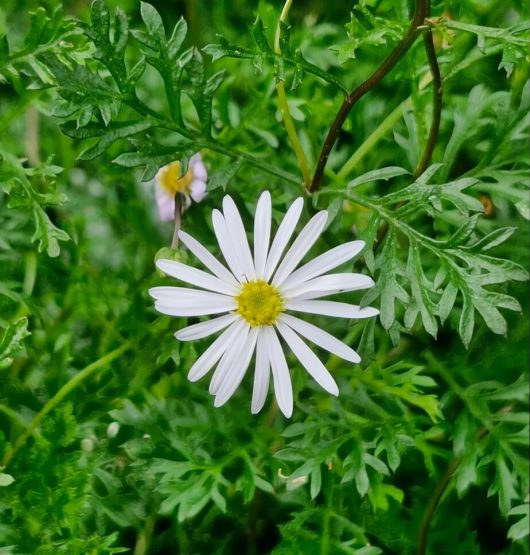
[320,467,334,555]
[310,0,429,192]
[416,457,461,555]
[414,29,442,178]
[274,0,312,190]
[171,194,182,249]
[1,342,131,468]
[134,514,156,555]
[337,102,405,180]
[416,352,516,554]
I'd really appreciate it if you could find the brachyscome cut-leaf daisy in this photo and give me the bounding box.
[150,191,378,417]
[155,153,207,221]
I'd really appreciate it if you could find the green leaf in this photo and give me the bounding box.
[488,456,518,515]
[363,231,408,331]
[459,292,475,348]
[140,1,166,44]
[507,504,530,541]
[406,244,438,338]
[0,473,15,487]
[77,121,152,160]
[207,158,243,192]
[346,166,409,189]
[0,318,30,370]
[438,281,458,324]
[337,6,406,62]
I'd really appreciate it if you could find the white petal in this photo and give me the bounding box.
[175,313,238,341]
[155,302,235,317]
[189,179,207,202]
[152,287,236,317]
[208,321,250,394]
[281,240,366,291]
[188,319,244,381]
[285,300,379,319]
[251,332,271,414]
[279,314,360,363]
[182,194,192,210]
[275,320,338,396]
[214,327,259,407]
[222,196,256,280]
[156,259,238,296]
[253,191,272,279]
[281,273,374,301]
[263,326,293,418]
[272,210,328,287]
[264,197,304,281]
[190,153,207,181]
[149,286,233,305]
[212,209,245,280]
[155,183,175,222]
[178,230,239,287]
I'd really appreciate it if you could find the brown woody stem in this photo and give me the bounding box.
[310,0,429,192]
[415,28,442,178]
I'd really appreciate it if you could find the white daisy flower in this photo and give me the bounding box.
[155,153,207,221]
[149,191,378,417]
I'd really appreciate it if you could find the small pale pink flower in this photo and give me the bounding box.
[155,154,207,221]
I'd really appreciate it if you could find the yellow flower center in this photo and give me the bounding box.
[236,280,284,327]
[159,161,194,195]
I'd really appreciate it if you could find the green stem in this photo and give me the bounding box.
[134,514,156,555]
[1,342,131,468]
[416,457,461,555]
[274,0,312,190]
[320,467,334,555]
[337,102,405,180]
[0,404,30,431]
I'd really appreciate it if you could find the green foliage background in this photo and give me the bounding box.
[0,0,528,553]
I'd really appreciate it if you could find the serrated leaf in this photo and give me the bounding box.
[168,17,187,59]
[445,214,481,248]
[207,158,243,192]
[252,17,272,54]
[468,227,516,252]
[347,166,409,189]
[489,456,518,515]
[459,291,475,348]
[0,318,30,370]
[438,280,458,324]
[78,120,151,160]
[140,2,165,44]
[407,243,438,338]
[507,504,530,541]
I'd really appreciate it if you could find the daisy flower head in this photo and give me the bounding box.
[155,153,207,221]
[149,191,379,417]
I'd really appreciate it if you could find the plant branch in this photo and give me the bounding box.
[1,342,131,468]
[274,0,312,190]
[414,28,442,178]
[310,0,429,192]
[416,457,461,555]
